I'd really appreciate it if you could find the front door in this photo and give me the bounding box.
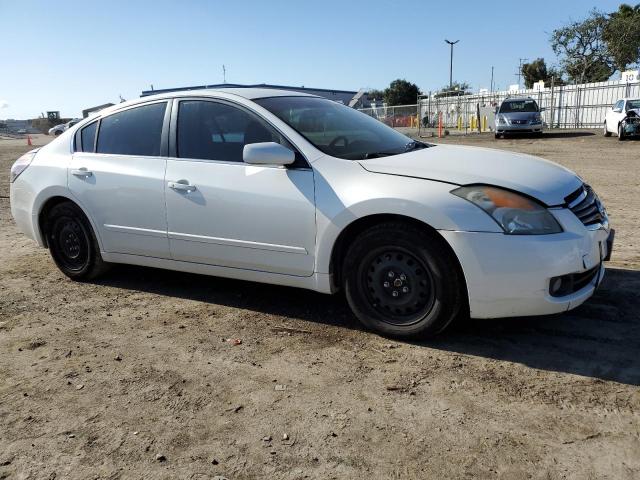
[68,101,171,258]
[607,100,626,132]
[164,99,316,276]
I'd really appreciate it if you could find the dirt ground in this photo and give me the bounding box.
[0,132,638,480]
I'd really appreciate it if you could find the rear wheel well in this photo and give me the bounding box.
[38,196,78,248]
[329,214,466,296]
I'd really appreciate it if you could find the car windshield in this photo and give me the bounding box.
[255,96,429,160]
[626,99,640,110]
[499,99,539,113]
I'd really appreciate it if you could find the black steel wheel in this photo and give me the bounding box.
[46,201,109,280]
[343,222,466,339]
[361,248,436,326]
[618,123,625,141]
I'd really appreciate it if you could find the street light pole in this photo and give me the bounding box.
[445,39,459,90]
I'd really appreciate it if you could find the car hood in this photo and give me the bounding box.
[358,144,582,206]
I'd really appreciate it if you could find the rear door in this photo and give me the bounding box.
[164,98,316,276]
[69,101,171,258]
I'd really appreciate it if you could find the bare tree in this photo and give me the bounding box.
[551,9,614,83]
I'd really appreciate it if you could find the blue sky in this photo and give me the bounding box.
[0,0,626,119]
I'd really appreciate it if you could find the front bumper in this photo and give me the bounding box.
[440,209,612,319]
[496,122,543,133]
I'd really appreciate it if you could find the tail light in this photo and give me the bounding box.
[10,149,38,183]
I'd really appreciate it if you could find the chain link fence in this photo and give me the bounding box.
[358,104,419,128]
[358,79,640,136]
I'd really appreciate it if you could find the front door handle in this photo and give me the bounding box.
[168,180,197,193]
[71,168,93,178]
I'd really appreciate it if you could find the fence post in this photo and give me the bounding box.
[549,77,555,129]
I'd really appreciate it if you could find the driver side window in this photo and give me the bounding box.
[177,100,288,163]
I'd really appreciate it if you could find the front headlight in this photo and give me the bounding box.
[452,185,563,235]
[497,114,506,125]
[10,150,37,183]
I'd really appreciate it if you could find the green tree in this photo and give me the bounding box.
[603,3,640,72]
[522,58,549,88]
[383,79,420,105]
[434,81,470,97]
[366,89,385,102]
[522,58,565,87]
[551,9,614,83]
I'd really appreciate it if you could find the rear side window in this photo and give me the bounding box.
[176,100,286,162]
[75,121,97,152]
[96,102,166,156]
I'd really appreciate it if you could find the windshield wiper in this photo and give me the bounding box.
[355,142,429,160]
[361,151,395,159]
[404,141,428,152]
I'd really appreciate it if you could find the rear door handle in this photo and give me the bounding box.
[71,168,93,178]
[168,180,197,193]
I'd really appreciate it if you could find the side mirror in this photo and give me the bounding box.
[243,142,295,166]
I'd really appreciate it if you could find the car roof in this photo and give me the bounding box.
[92,88,320,120]
[203,87,319,100]
[502,97,535,102]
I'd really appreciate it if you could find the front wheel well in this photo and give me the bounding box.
[329,214,466,296]
[38,196,79,248]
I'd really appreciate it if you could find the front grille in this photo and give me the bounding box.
[565,184,605,227]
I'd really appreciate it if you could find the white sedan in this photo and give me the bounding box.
[604,97,640,139]
[10,88,613,338]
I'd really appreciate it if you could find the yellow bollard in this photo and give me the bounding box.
[471,116,476,130]
[482,116,488,132]
[457,116,462,130]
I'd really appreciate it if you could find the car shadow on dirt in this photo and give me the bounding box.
[94,265,639,386]
[501,131,596,140]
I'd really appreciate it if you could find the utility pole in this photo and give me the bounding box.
[222,65,226,84]
[490,66,494,93]
[516,58,528,89]
[444,39,459,90]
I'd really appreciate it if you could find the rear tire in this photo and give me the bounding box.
[342,222,465,339]
[46,201,110,280]
[494,132,501,139]
[603,122,612,137]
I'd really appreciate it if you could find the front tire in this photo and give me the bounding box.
[342,223,465,339]
[46,202,109,280]
[618,123,625,141]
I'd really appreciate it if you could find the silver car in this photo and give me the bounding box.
[495,97,543,138]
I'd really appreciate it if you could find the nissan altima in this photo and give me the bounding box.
[10,88,614,338]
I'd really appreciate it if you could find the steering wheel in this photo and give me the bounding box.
[328,135,349,151]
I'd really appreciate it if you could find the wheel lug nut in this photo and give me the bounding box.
[402,286,409,293]
[392,291,399,297]
[400,274,406,281]
[388,271,395,278]
[383,281,390,288]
